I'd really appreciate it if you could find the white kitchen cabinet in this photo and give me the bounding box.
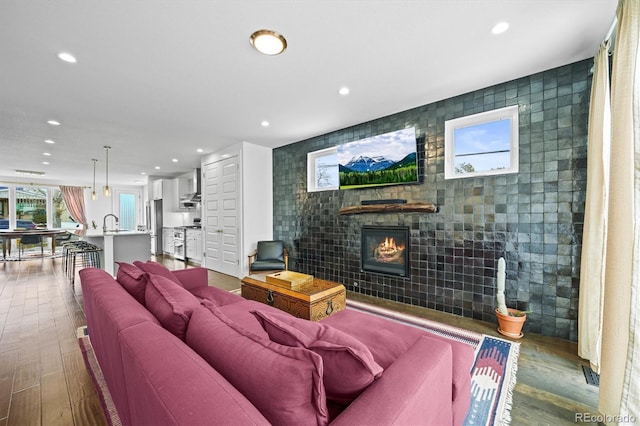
[152,179,173,203]
[152,180,163,200]
[173,175,192,212]
[162,227,174,256]
[186,228,202,263]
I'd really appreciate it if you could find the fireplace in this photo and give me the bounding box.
[361,226,410,277]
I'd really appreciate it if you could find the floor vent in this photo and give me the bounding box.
[582,365,600,387]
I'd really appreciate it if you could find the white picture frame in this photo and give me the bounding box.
[444,105,519,179]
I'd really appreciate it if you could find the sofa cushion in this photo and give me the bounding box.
[323,309,474,404]
[145,273,200,341]
[252,309,383,405]
[134,260,183,287]
[189,285,245,307]
[186,300,328,426]
[120,322,270,426]
[115,262,148,305]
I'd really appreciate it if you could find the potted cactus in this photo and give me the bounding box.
[495,257,527,338]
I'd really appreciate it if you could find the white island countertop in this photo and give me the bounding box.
[84,230,150,237]
[83,231,151,275]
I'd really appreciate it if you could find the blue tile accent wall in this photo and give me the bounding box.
[273,59,591,340]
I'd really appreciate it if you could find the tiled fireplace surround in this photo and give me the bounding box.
[273,59,591,340]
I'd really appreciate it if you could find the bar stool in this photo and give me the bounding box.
[63,241,103,286]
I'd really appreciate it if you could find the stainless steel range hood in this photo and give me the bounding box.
[179,168,201,206]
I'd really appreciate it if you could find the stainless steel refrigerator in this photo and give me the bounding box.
[148,199,163,255]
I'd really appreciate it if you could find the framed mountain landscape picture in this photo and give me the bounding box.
[337,127,419,189]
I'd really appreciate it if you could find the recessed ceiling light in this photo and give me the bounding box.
[155,166,160,170]
[172,158,178,163]
[250,29,287,55]
[47,120,61,126]
[43,152,52,156]
[141,172,147,175]
[338,87,350,96]
[491,22,510,35]
[44,139,55,144]
[42,161,50,165]
[261,120,270,127]
[57,52,77,63]
[196,148,204,153]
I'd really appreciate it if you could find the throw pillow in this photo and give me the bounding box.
[134,260,183,287]
[251,309,383,405]
[186,300,329,426]
[115,262,148,305]
[145,273,200,341]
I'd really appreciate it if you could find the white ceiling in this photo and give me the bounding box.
[0,0,617,187]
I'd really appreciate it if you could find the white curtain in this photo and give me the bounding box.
[599,0,640,422]
[578,41,611,374]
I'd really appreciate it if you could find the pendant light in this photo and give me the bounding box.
[103,146,111,197]
[91,159,98,200]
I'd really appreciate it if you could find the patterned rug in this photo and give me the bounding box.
[0,248,63,261]
[77,327,122,426]
[346,300,520,426]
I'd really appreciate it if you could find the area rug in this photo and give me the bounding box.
[77,327,122,426]
[347,299,520,426]
[1,249,63,261]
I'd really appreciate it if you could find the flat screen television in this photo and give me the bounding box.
[337,127,419,189]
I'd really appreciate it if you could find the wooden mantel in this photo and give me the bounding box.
[338,202,438,215]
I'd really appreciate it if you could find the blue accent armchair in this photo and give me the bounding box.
[248,240,288,273]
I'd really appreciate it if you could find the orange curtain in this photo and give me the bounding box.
[59,186,88,235]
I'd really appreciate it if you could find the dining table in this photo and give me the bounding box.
[0,229,71,259]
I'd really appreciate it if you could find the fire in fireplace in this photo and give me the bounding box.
[361,226,410,277]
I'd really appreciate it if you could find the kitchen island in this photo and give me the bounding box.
[83,230,151,276]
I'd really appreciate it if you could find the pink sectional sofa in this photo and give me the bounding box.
[80,262,473,426]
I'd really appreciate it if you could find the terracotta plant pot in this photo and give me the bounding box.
[495,308,526,339]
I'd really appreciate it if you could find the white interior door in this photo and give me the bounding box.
[204,156,240,276]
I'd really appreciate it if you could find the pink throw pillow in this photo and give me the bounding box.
[186,301,329,426]
[145,273,200,341]
[134,260,183,287]
[116,262,148,305]
[251,309,383,405]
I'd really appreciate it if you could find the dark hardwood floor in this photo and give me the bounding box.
[0,255,599,425]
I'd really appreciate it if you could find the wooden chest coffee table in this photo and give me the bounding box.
[241,273,346,321]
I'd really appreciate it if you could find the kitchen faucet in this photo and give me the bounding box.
[103,214,119,233]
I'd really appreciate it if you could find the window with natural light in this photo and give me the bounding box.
[444,105,519,179]
[16,187,48,227]
[52,189,81,230]
[119,193,136,230]
[307,146,339,192]
[0,186,8,223]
